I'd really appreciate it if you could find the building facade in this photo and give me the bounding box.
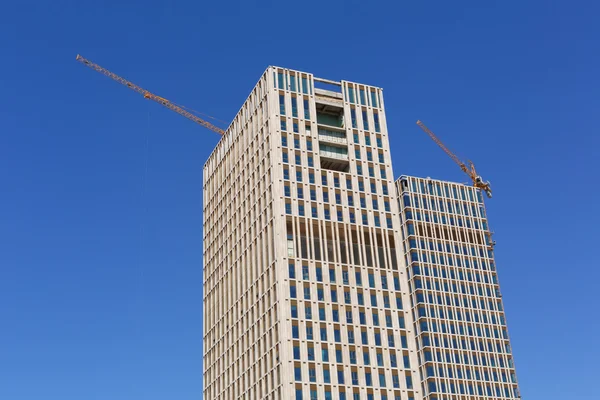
[203,67,423,400]
[395,176,520,399]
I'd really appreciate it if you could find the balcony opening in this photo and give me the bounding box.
[319,143,350,172]
[316,102,344,128]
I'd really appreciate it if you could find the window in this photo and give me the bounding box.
[307,139,313,151]
[295,366,302,381]
[370,91,378,107]
[362,110,369,130]
[319,307,326,320]
[379,373,386,387]
[284,185,291,197]
[292,324,299,338]
[348,328,355,343]
[285,203,292,214]
[291,304,298,318]
[291,97,298,117]
[294,138,300,149]
[281,120,287,131]
[293,346,301,359]
[346,178,352,189]
[308,156,314,167]
[374,112,380,132]
[296,170,303,182]
[280,94,286,115]
[290,285,297,298]
[304,99,310,119]
[309,368,316,382]
[324,368,331,383]
[334,328,341,342]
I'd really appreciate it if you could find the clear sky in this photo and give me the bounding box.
[1,1,598,399]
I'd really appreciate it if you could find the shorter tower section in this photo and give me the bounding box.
[396,176,520,400]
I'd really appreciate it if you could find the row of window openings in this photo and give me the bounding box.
[283,168,390,196]
[294,367,412,391]
[424,360,516,381]
[289,285,403,311]
[281,127,384,150]
[285,204,392,228]
[293,345,411,369]
[403,195,486,218]
[290,304,408,342]
[345,86,380,108]
[417,328,512,355]
[404,211,488,232]
[296,388,413,400]
[280,95,311,120]
[289,298,404,330]
[426,379,518,398]
[408,241,493,261]
[283,152,387,179]
[412,279,500,300]
[420,321,509,342]
[288,264,403,291]
[283,168,389,195]
[412,279,503,309]
[422,349,516,370]
[406,178,482,203]
[404,246,495,273]
[285,185,391,211]
[275,71,311,94]
[414,292,505,319]
[409,250,496,270]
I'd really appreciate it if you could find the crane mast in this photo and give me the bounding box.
[75,55,225,135]
[416,120,492,198]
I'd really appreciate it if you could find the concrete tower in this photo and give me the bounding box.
[203,67,423,400]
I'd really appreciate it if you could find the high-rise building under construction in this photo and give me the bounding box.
[395,176,520,400]
[203,67,519,400]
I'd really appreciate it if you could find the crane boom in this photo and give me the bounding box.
[416,120,492,198]
[416,120,468,175]
[76,55,225,135]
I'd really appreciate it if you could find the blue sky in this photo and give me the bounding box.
[1,1,598,399]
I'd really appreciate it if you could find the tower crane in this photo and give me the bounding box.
[75,55,226,135]
[416,120,492,198]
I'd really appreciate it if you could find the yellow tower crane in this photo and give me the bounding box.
[75,54,226,135]
[416,120,492,198]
